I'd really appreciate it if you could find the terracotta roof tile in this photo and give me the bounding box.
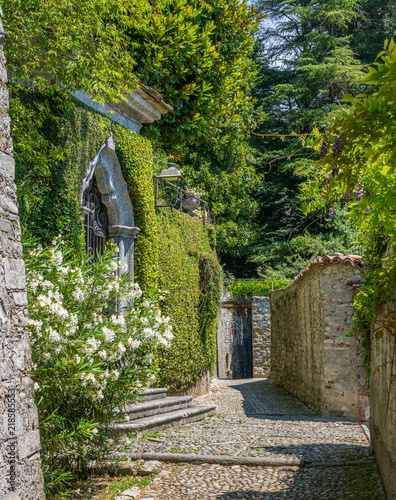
[294,253,364,283]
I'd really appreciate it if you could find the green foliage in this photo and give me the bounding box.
[10,86,158,291]
[301,40,396,368]
[4,0,262,149]
[12,87,221,393]
[134,0,262,149]
[156,211,222,390]
[113,129,159,291]
[228,278,291,301]
[183,136,260,274]
[3,0,145,103]
[24,238,171,495]
[248,0,375,279]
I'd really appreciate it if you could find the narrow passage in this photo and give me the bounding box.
[132,379,385,500]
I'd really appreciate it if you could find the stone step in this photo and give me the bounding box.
[120,396,193,421]
[139,388,167,402]
[111,404,216,434]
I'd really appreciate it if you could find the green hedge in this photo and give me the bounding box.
[11,86,221,390]
[228,278,292,301]
[156,211,222,390]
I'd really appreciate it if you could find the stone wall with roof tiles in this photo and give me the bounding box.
[270,260,367,421]
[0,15,45,499]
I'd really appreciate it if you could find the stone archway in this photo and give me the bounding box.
[80,135,140,280]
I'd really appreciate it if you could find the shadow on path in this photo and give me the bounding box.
[228,379,348,422]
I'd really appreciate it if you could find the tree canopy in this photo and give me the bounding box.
[247,0,394,279]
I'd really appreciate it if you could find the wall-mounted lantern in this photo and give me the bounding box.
[154,163,185,212]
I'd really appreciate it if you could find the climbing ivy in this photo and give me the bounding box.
[156,211,222,390]
[11,86,221,390]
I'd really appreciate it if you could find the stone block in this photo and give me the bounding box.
[120,487,141,498]
[138,460,162,476]
[0,150,14,179]
[12,293,27,306]
[0,218,11,232]
[18,431,41,460]
[3,259,26,289]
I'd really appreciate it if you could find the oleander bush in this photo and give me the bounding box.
[24,237,172,495]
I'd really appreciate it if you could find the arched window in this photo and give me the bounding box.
[80,135,140,279]
[81,174,109,260]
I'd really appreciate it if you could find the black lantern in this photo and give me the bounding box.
[154,163,185,212]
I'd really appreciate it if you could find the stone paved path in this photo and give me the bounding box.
[132,379,385,499]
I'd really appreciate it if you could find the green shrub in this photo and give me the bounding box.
[228,278,292,301]
[25,238,172,495]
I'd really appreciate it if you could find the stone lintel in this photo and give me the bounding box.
[73,84,172,131]
[108,225,140,240]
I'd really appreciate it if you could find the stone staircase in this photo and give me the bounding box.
[110,388,216,434]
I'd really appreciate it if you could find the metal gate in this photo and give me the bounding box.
[217,302,253,379]
[81,176,109,260]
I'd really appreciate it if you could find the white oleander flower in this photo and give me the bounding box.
[50,249,63,266]
[107,261,118,272]
[102,326,115,343]
[42,280,54,290]
[145,353,154,364]
[143,327,155,338]
[37,294,51,308]
[111,314,126,327]
[98,350,107,360]
[118,342,126,354]
[47,327,61,342]
[28,319,43,331]
[73,287,85,301]
[85,337,101,354]
[127,338,141,349]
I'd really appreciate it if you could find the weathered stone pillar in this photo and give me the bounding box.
[252,296,271,378]
[0,10,45,499]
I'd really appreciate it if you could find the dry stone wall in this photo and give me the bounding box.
[0,14,45,499]
[370,302,396,499]
[252,297,270,378]
[270,259,366,421]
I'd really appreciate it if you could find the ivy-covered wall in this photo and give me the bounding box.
[156,211,221,390]
[11,87,221,390]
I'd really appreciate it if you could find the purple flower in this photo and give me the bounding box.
[365,206,371,212]
[284,209,291,216]
[319,140,328,158]
[343,193,350,203]
[355,181,364,202]
[332,165,340,176]
[364,190,372,198]
[328,208,336,219]
[332,137,344,158]
[307,196,314,202]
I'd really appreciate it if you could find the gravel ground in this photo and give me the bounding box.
[132,379,385,499]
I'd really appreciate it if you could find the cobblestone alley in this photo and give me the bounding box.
[130,379,385,500]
